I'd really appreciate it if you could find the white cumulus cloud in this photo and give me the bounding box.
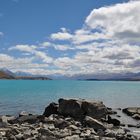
[2,0,140,76]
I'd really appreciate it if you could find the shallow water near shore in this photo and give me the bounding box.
[0,80,140,115]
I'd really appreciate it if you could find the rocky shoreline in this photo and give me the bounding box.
[0,98,140,140]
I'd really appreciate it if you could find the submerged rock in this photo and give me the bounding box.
[132,114,140,120]
[122,107,140,119]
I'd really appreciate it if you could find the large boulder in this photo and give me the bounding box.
[43,102,59,117]
[58,98,84,119]
[58,98,107,120]
[81,100,107,119]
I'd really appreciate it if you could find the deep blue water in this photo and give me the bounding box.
[0,80,140,115]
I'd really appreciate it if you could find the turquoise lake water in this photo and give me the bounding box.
[0,80,140,115]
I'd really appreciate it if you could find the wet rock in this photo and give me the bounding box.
[43,102,58,117]
[84,116,106,130]
[19,111,32,117]
[122,107,140,117]
[132,114,140,120]
[128,124,137,128]
[107,116,120,126]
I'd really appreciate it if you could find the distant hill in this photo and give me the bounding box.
[15,76,51,80]
[0,68,15,76]
[76,72,140,81]
[0,69,51,80]
[0,70,15,79]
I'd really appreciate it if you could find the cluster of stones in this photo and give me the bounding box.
[0,98,140,140]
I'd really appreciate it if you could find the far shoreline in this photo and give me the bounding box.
[0,78,140,81]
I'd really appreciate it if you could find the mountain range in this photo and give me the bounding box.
[0,68,140,81]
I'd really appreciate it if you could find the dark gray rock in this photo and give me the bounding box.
[107,116,120,126]
[58,98,107,120]
[81,99,107,119]
[58,98,84,119]
[127,124,137,128]
[43,102,58,117]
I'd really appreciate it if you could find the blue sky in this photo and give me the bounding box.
[0,0,128,47]
[0,0,140,76]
